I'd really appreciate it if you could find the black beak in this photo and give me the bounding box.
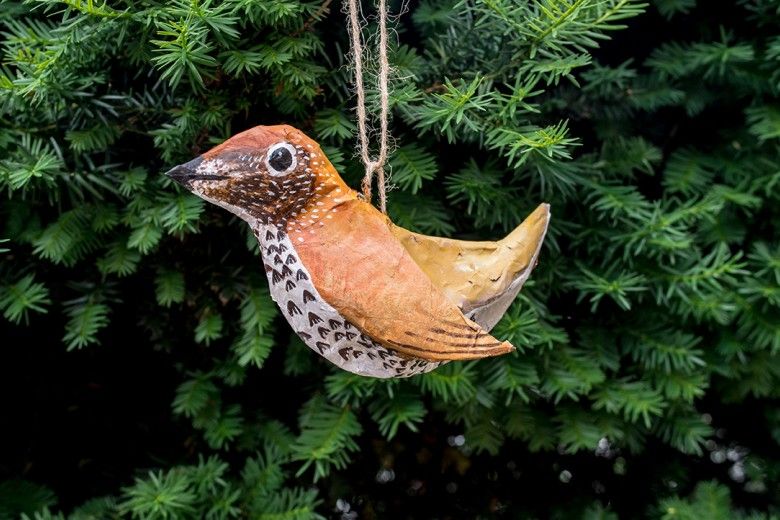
[165,157,204,187]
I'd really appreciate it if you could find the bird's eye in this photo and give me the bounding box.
[265,143,297,176]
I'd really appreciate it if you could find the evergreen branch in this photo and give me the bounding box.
[120,471,197,519]
[0,274,51,324]
[369,389,427,439]
[291,397,362,481]
[62,291,110,350]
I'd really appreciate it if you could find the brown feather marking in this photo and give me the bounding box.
[292,198,513,363]
[404,330,503,348]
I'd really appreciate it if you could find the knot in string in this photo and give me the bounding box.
[345,0,390,214]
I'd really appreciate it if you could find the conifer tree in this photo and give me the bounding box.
[0,0,777,518]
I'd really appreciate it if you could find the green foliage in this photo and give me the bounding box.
[291,397,363,481]
[1,0,779,517]
[233,284,277,368]
[368,389,427,439]
[62,291,111,350]
[116,450,323,520]
[0,480,57,518]
[655,481,775,520]
[154,269,186,307]
[0,274,50,324]
[121,470,198,519]
[195,312,224,346]
[389,143,439,194]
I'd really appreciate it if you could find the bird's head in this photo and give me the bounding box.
[165,125,334,225]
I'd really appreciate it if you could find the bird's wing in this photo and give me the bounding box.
[390,203,550,330]
[292,200,513,361]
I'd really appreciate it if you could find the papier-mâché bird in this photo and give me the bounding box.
[166,125,550,378]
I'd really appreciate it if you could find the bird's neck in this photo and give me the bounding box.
[280,163,362,238]
[311,160,360,210]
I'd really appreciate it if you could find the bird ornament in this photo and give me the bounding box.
[166,125,550,378]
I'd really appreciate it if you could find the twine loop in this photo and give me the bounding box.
[345,0,390,214]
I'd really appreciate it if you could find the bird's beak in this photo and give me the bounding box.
[165,157,203,188]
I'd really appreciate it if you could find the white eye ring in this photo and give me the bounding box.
[265,142,298,177]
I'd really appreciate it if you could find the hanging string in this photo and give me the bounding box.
[345,0,390,214]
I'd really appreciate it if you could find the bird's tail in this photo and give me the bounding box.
[499,203,551,253]
[463,203,551,330]
[389,202,551,331]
